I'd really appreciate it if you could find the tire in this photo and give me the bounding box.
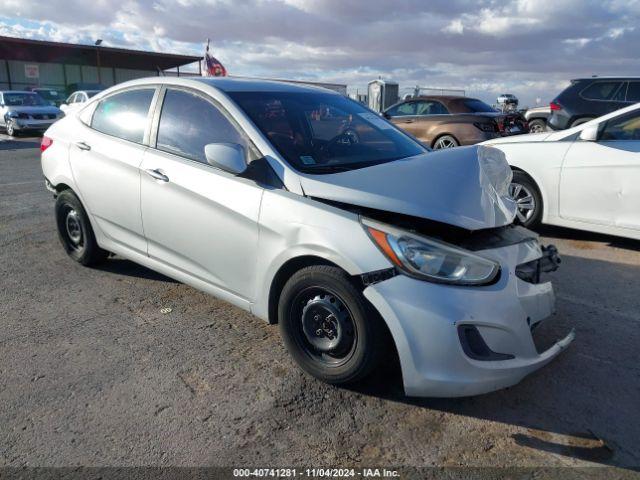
[55,190,108,266]
[278,265,386,385]
[570,117,594,128]
[509,171,543,228]
[432,135,459,149]
[5,119,16,137]
[528,119,546,133]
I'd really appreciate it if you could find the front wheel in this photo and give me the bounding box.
[278,265,386,385]
[5,119,16,137]
[433,135,459,149]
[55,190,109,266]
[509,171,542,228]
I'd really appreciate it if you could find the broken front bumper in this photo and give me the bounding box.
[364,239,574,398]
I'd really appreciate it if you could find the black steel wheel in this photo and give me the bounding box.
[278,265,386,384]
[55,190,109,266]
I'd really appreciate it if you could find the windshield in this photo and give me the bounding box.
[34,90,60,100]
[464,99,497,113]
[228,91,427,173]
[3,93,48,107]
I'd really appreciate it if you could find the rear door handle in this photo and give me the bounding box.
[145,168,169,182]
[75,141,91,151]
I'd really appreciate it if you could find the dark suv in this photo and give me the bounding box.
[548,77,640,130]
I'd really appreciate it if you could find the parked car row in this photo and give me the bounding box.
[0,86,104,137]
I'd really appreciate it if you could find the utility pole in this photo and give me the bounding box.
[95,39,103,84]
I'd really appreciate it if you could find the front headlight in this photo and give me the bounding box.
[363,219,500,286]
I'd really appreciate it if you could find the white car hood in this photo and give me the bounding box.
[299,145,517,231]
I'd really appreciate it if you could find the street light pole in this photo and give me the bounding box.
[95,39,103,84]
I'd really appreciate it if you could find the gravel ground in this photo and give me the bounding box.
[1,135,639,474]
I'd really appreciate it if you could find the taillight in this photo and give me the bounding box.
[40,136,53,153]
[550,101,562,111]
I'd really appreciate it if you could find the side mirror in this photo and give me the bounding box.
[204,143,247,175]
[579,124,599,142]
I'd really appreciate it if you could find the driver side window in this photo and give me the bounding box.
[600,111,640,142]
[156,88,249,164]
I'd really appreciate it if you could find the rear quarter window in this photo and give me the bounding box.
[580,82,623,101]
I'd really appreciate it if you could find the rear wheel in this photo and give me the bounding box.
[433,135,459,149]
[278,265,386,385]
[55,190,108,266]
[509,171,542,228]
[528,119,546,133]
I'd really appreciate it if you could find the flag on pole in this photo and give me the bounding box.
[203,39,227,77]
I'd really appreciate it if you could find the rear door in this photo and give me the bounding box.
[560,109,640,231]
[580,81,626,117]
[140,87,263,303]
[68,86,158,253]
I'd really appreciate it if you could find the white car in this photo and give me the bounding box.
[484,103,640,240]
[60,90,102,113]
[40,77,573,397]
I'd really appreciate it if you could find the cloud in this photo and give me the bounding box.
[1,0,639,106]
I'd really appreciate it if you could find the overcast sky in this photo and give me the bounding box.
[1,0,639,106]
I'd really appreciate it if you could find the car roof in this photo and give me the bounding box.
[192,77,339,94]
[572,76,640,81]
[109,76,338,94]
[408,95,478,102]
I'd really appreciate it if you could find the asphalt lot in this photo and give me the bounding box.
[1,133,639,473]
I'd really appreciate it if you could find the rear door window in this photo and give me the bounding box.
[626,82,640,103]
[581,82,623,101]
[91,88,155,144]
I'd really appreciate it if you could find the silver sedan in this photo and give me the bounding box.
[40,77,573,397]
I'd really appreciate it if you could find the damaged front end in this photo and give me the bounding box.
[299,146,573,396]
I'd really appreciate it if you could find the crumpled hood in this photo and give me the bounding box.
[299,145,517,230]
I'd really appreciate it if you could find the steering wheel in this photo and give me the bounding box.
[321,128,360,156]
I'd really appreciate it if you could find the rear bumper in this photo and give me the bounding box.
[547,112,571,130]
[364,240,573,397]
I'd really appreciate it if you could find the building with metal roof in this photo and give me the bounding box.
[0,35,202,94]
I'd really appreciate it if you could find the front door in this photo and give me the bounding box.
[560,109,640,231]
[140,87,263,302]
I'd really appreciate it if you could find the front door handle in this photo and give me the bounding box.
[402,119,414,123]
[145,168,169,182]
[75,141,91,151]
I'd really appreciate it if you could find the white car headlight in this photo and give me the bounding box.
[363,219,500,286]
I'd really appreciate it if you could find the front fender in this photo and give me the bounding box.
[251,190,392,321]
